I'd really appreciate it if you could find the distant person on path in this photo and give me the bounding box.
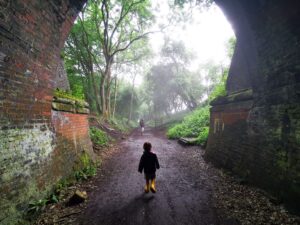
[138,142,160,193]
[139,119,145,135]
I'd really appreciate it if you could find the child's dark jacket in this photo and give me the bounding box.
[138,151,160,174]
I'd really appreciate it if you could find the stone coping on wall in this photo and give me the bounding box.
[52,97,90,114]
[210,88,253,106]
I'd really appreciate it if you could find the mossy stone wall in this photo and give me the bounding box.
[208,0,300,213]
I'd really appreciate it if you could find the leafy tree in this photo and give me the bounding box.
[142,39,205,116]
[64,12,104,113]
[88,0,154,117]
[115,82,139,120]
[174,0,213,8]
[199,61,224,97]
[64,0,153,118]
[208,37,236,101]
[208,68,228,101]
[226,37,236,59]
[161,39,204,110]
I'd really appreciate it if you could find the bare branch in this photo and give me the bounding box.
[109,0,146,51]
[111,31,156,57]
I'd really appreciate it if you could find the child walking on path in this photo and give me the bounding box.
[138,142,160,193]
[139,119,145,135]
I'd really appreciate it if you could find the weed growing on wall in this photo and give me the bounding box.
[53,88,87,108]
[74,151,100,181]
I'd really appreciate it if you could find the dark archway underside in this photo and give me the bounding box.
[0,0,299,222]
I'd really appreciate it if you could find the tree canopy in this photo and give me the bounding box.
[64,0,154,117]
[63,0,236,125]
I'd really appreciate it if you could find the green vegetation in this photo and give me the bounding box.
[26,191,60,218]
[26,152,98,218]
[54,178,71,194]
[140,40,205,121]
[209,73,228,101]
[196,126,209,145]
[109,117,136,132]
[27,199,48,216]
[90,127,110,147]
[53,88,87,109]
[54,88,84,101]
[62,0,235,127]
[206,37,235,102]
[64,0,153,118]
[146,110,189,128]
[167,106,210,145]
[74,165,97,181]
[114,84,140,122]
[163,38,234,145]
[165,70,227,145]
[74,152,99,181]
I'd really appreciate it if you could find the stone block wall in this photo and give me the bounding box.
[0,0,92,224]
[207,0,300,212]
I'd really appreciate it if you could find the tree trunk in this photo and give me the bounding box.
[112,77,118,119]
[101,58,113,118]
[100,75,106,117]
[128,73,136,123]
[105,68,112,118]
[90,72,102,115]
[84,73,94,112]
[107,84,111,117]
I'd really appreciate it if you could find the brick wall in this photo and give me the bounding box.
[0,0,90,224]
[208,0,300,213]
[1,0,299,222]
[51,110,94,179]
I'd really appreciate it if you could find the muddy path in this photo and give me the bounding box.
[75,128,220,225]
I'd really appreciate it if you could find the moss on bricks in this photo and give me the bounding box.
[0,125,55,224]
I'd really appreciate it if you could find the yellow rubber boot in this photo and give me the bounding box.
[144,181,150,193]
[150,179,156,193]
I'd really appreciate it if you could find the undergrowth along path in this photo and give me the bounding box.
[36,128,300,224]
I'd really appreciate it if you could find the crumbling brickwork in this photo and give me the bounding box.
[0,0,90,224]
[207,0,300,213]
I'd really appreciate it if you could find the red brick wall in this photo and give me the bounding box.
[51,110,94,179]
[52,111,91,141]
[0,0,88,223]
[0,0,84,127]
[206,100,253,168]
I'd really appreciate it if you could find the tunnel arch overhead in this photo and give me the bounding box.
[0,0,300,222]
[207,0,300,213]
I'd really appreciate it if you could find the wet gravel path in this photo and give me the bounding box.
[76,129,220,225]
